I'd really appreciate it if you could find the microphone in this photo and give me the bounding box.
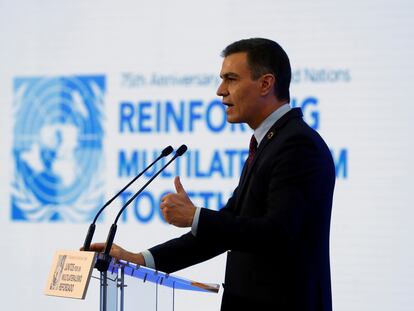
[82,145,174,251]
[95,144,188,272]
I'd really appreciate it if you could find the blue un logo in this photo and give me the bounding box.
[12,75,105,222]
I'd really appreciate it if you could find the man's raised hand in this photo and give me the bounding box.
[160,176,196,227]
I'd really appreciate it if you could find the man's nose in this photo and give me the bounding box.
[216,82,228,97]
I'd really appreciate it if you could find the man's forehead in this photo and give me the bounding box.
[222,52,248,66]
[220,52,250,76]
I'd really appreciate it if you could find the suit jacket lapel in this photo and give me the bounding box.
[234,108,303,211]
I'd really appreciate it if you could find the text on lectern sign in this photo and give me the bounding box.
[44,250,96,299]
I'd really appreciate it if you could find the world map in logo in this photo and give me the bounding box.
[12,76,105,222]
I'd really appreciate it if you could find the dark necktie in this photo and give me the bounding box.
[247,135,258,167]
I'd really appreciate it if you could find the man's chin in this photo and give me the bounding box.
[226,115,240,124]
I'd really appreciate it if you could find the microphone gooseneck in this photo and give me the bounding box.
[82,145,173,251]
[95,145,188,272]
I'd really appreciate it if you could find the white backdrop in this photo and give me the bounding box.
[0,0,413,310]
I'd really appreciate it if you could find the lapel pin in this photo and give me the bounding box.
[267,131,274,139]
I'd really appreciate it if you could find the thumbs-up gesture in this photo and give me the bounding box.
[160,176,196,227]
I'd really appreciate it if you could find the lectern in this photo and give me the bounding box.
[45,250,219,311]
[94,256,219,311]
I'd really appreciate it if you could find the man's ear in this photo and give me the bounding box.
[259,74,275,96]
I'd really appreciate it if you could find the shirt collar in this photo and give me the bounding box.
[254,103,291,146]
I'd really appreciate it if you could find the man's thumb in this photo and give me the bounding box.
[174,176,185,194]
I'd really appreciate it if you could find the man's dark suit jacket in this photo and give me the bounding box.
[150,108,335,311]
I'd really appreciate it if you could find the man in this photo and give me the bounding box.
[90,38,335,310]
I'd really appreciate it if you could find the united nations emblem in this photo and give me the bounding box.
[12,75,105,222]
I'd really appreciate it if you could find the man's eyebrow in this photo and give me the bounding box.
[220,72,239,79]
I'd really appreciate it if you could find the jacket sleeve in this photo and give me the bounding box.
[148,187,240,273]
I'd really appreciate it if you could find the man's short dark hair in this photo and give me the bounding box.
[222,38,291,101]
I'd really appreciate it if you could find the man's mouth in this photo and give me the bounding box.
[223,102,234,107]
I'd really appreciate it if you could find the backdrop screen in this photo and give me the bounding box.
[0,0,413,310]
